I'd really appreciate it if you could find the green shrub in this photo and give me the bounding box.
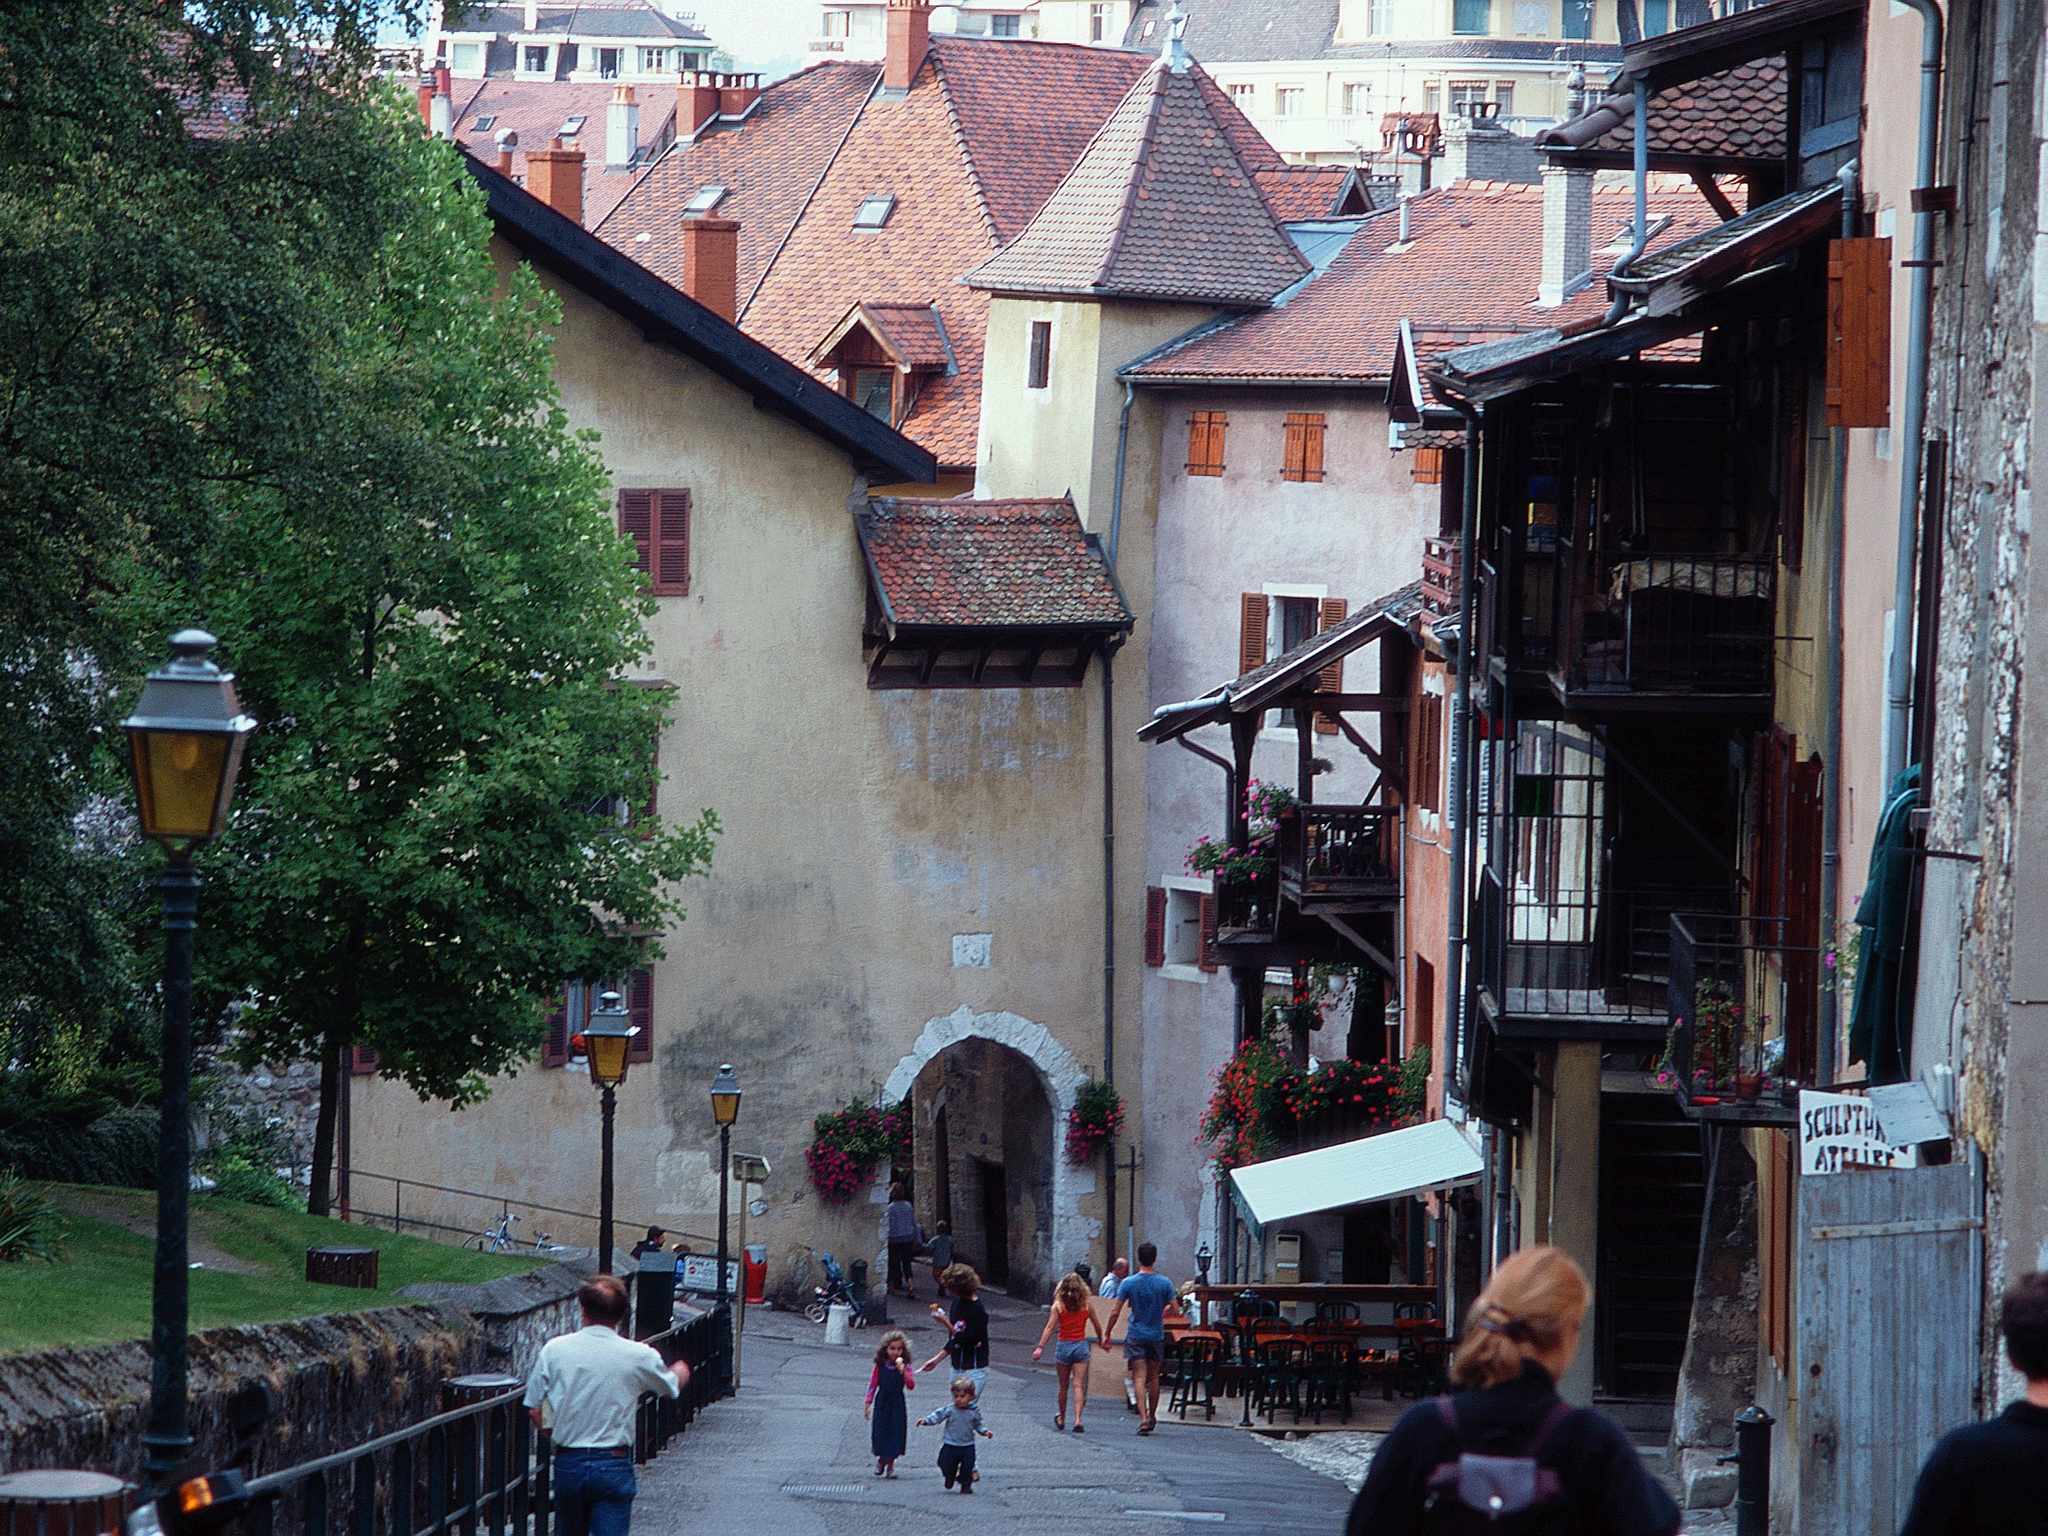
[0,1174,67,1262]
[203,1152,298,1210]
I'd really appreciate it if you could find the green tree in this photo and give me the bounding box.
[121,106,718,1214]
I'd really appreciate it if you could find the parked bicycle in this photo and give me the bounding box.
[467,1212,571,1255]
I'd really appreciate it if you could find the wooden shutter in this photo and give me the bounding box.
[1282,415,1305,480]
[638,729,660,831]
[1417,693,1444,814]
[1144,886,1167,967]
[349,1045,381,1076]
[541,992,570,1068]
[1283,412,1326,482]
[1314,597,1348,734]
[1198,893,1219,972]
[1412,445,1444,485]
[619,490,654,580]
[1826,237,1891,428]
[627,966,654,1063]
[1783,756,1824,1081]
[653,490,690,595]
[1762,1129,1794,1369]
[1187,410,1226,475]
[1028,321,1051,389]
[1238,592,1269,676]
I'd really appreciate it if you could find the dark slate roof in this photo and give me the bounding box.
[1123,0,1339,61]
[460,149,933,485]
[1322,37,1622,62]
[1538,58,1785,165]
[965,58,1308,306]
[449,2,709,42]
[856,497,1135,632]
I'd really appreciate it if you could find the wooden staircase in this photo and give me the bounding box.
[1596,1091,1707,1403]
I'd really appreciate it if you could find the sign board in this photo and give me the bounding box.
[1865,1080,1949,1146]
[678,1255,741,1293]
[1798,1089,1907,1175]
[730,1153,771,1184]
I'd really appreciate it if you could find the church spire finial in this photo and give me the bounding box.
[1163,1,1190,74]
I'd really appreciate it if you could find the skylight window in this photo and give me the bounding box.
[471,114,496,132]
[559,114,587,140]
[853,194,897,230]
[686,184,729,214]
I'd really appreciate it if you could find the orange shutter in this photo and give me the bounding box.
[1187,411,1227,475]
[349,1046,381,1076]
[1412,446,1445,485]
[653,490,691,595]
[1282,415,1305,480]
[1314,597,1348,734]
[1301,414,1325,482]
[1238,592,1269,676]
[1210,412,1227,473]
[627,967,654,1063]
[619,490,654,580]
[1198,894,1219,972]
[541,992,570,1068]
[1826,237,1891,428]
[1144,886,1167,967]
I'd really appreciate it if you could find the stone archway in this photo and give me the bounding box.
[880,1006,1096,1297]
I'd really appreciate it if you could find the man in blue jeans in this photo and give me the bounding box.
[525,1275,690,1536]
[1101,1242,1176,1434]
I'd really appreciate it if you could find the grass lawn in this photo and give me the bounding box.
[0,1184,545,1355]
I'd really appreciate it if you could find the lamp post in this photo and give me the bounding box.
[709,1064,741,1322]
[580,991,638,1276]
[121,630,257,1493]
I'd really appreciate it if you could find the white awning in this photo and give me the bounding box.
[1228,1118,1483,1236]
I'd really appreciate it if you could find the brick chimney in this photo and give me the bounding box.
[680,216,740,322]
[679,69,722,138]
[494,128,518,177]
[527,136,586,225]
[1538,161,1595,306]
[717,72,763,118]
[606,83,640,169]
[885,0,932,93]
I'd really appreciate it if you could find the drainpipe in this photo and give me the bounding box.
[1883,0,1944,784]
[1818,158,1860,1088]
[1444,403,1482,1101]
[1600,76,1653,326]
[1100,379,1136,1273]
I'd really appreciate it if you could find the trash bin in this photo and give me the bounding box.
[743,1243,768,1304]
[824,1301,853,1346]
[0,1471,129,1536]
[441,1374,523,1412]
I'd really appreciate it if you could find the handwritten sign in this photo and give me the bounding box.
[1798,1090,1905,1175]
[678,1255,742,1293]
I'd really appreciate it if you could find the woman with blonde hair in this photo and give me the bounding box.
[1031,1271,1107,1431]
[1343,1245,1679,1535]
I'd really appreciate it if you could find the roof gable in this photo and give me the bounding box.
[965,58,1308,306]
[857,496,1135,632]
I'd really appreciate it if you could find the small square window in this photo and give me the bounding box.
[991,13,1020,36]
[449,41,483,73]
[853,194,896,229]
[639,47,669,73]
[1275,85,1306,117]
[522,45,550,73]
[471,114,496,132]
[686,184,728,213]
[597,48,622,79]
[1164,887,1206,969]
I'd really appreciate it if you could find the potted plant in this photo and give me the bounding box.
[1065,1079,1125,1164]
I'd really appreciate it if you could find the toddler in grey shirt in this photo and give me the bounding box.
[916,1378,993,1492]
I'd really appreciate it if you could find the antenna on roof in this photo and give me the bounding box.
[1163,0,1190,74]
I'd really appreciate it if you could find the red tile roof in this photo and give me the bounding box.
[1538,59,1787,165]
[855,303,956,370]
[1125,179,1721,384]
[595,62,879,302]
[966,59,1308,306]
[1254,165,1367,221]
[451,78,676,226]
[857,496,1134,630]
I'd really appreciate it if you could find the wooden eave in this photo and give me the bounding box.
[1618,0,1861,92]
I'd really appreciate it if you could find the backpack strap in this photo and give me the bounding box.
[1522,1400,1576,1460]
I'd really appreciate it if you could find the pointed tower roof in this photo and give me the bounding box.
[964,54,1309,307]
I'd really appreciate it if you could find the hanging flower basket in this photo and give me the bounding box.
[1065,1080,1125,1165]
[803,1098,912,1203]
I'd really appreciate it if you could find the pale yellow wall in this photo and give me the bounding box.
[1034,0,1137,45]
[349,235,1129,1278]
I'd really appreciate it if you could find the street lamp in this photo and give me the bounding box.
[121,630,257,1493]
[580,990,638,1275]
[710,1064,741,1324]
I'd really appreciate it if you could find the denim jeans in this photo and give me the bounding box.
[553,1450,638,1536]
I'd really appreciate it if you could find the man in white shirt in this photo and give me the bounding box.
[525,1276,689,1536]
[1096,1259,1135,1410]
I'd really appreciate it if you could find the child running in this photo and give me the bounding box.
[1031,1271,1107,1432]
[915,1376,994,1493]
[864,1330,917,1478]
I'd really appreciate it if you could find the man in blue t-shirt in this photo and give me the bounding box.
[1101,1241,1176,1434]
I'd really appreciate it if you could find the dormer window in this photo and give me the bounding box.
[448,40,483,74]
[854,194,896,231]
[521,44,552,76]
[686,184,729,214]
[596,47,621,79]
[472,114,496,132]
[639,47,670,73]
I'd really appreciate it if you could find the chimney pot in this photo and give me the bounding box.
[679,215,741,323]
[1397,194,1412,244]
[1538,162,1595,306]
[524,0,539,29]
[495,128,519,177]
[884,0,932,93]
[606,83,640,169]
[527,135,586,225]
[429,70,453,140]
[680,70,722,138]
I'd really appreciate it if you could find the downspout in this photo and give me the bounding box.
[1444,403,1482,1102]
[1883,0,1944,784]
[1100,379,1136,1272]
[1818,158,1860,1088]
[1600,76,1653,326]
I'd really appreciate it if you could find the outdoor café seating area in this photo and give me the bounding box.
[1158,1284,1450,1427]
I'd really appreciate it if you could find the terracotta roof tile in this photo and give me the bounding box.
[1254,165,1365,221]
[451,79,676,226]
[1539,59,1787,163]
[858,303,955,369]
[965,60,1307,306]
[858,496,1134,630]
[596,62,879,300]
[1126,179,1720,383]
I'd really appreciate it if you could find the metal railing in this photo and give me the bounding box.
[1666,912,1819,1109]
[232,1310,731,1536]
[1562,553,1775,696]
[340,1169,711,1254]
[1283,805,1396,894]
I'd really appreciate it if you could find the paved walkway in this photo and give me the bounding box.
[637,1290,1356,1533]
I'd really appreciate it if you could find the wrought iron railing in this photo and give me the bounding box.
[1665,912,1819,1115]
[338,1169,712,1254]
[1282,805,1395,895]
[1561,553,1774,696]
[232,1309,731,1536]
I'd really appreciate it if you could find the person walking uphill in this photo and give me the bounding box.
[884,1182,919,1298]
[1101,1242,1175,1434]
[525,1276,691,1536]
[1343,1246,1677,1536]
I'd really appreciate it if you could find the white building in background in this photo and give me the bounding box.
[808,0,1046,61]
[426,1,720,83]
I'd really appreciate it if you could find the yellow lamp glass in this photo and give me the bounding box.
[710,1064,741,1126]
[130,729,233,844]
[586,1028,636,1088]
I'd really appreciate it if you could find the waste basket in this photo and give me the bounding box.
[824,1301,853,1346]
[743,1243,767,1304]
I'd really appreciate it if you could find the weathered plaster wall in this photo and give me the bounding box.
[350,237,1128,1289]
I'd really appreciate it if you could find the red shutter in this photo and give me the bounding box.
[619,490,654,580]
[1144,886,1167,968]
[1238,593,1268,677]
[349,1046,381,1076]
[1783,756,1824,1081]
[653,490,690,596]
[1314,597,1348,734]
[1826,237,1891,429]
[541,992,569,1068]
[627,966,654,1063]
[1198,893,1219,972]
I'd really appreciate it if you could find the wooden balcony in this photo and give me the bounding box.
[1549,552,1776,715]
[1421,535,1461,618]
[1281,805,1398,912]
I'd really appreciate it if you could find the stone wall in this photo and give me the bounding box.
[1667,1137,1758,1510]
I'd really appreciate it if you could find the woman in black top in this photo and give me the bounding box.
[1344,1245,1679,1536]
[921,1263,992,1395]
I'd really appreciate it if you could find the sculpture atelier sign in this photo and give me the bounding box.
[1798,1089,1905,1175]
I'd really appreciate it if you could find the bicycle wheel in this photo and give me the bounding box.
[803,1300,829,1324]
[468,1235,489,1252]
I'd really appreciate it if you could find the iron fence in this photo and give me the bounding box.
[338,1169,711,1255]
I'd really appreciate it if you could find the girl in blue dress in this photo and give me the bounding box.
[866,1330,917,1476]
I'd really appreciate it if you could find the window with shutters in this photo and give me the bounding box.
[618,488,691,596]
[1159,880,1214,980]
[626,966,654,1063]
[1144,885,1168,967]
[349,1045,381,1076]
[1415,689,1445,815]
[1187,410,1227,475]
[1027,321,1051,389]
[541,985,580,1068]
[1258,594,1320,731]
[540,971,652,1066]
[1313,596,1348,734]
[1281,412,1327,482]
